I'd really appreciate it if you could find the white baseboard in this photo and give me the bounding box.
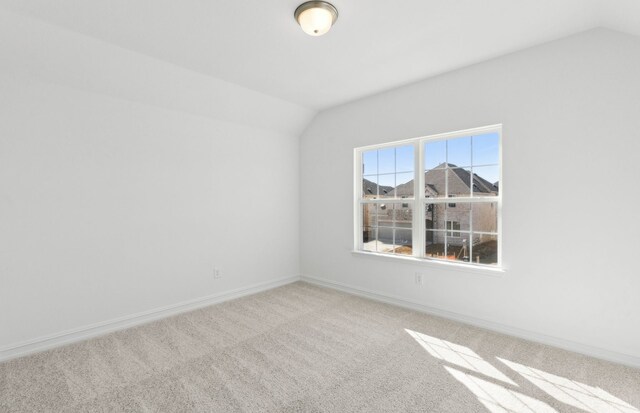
[5,274,638,369]
[0,275,300,363]
[301,275,640,369]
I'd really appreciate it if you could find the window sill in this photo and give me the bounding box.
[350,250,505,277]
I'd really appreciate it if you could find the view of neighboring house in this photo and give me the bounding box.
[363,163,499,263]
[362,178,412,254]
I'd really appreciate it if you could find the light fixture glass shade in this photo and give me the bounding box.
[295,1,338,36]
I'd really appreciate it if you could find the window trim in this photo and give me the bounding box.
[353,124,503,269]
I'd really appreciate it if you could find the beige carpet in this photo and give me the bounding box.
[1,282,639,412]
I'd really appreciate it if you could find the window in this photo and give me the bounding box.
[446,221,461,237]
[360,144,415,256]
[355,125,501,267]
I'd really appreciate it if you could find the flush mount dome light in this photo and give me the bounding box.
[294,1,338,36]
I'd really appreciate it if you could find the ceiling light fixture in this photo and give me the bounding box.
[294,1,338,36]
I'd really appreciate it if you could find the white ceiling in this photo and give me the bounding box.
[1,0,638,110]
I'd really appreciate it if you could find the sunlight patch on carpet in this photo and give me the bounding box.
[405,329,516,386]
[498,358,640,413]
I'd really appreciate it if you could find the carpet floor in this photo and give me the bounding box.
[1,281,639,412]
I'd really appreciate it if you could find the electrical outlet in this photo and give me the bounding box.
[415,272,424,286]
[213,268,221,279]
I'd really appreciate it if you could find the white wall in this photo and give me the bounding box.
[0,10,314,352]
[300,29,640,362]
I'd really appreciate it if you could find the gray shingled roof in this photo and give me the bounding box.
[388,163,498,197]
[362,178,394,196]
[449,164,498,194]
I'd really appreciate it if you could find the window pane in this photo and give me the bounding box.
[363,175,379,198]
[378,147,395,174]
[425,230,446,259]
[394,172,414,198]
[377,225,394,250]
[372,203,414,228]
[396,145,414,173]
[362,227,378,252]
[447,136,471,167]
[378,203,393,227]
[392,203,413,229]
[424,140,446,170]
[446,232,471,263]
[446,203,470,233]
[472,166,499,196]
[362,204,378,228]
[426,203,449,259]
[378,174,395,198]
[472,202,497,233]
[425,203,446,231]
[363,203,415,256]
[448,167,472,197]
[394,228,412,255]
[362,150,377,175]
[424,168,447,198]
[471,233,498,265]
[472,132,499,166]
[363,204,412,255]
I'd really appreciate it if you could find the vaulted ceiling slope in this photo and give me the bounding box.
[1,0,638,110]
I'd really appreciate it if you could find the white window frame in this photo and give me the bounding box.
[353,124,503,270]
